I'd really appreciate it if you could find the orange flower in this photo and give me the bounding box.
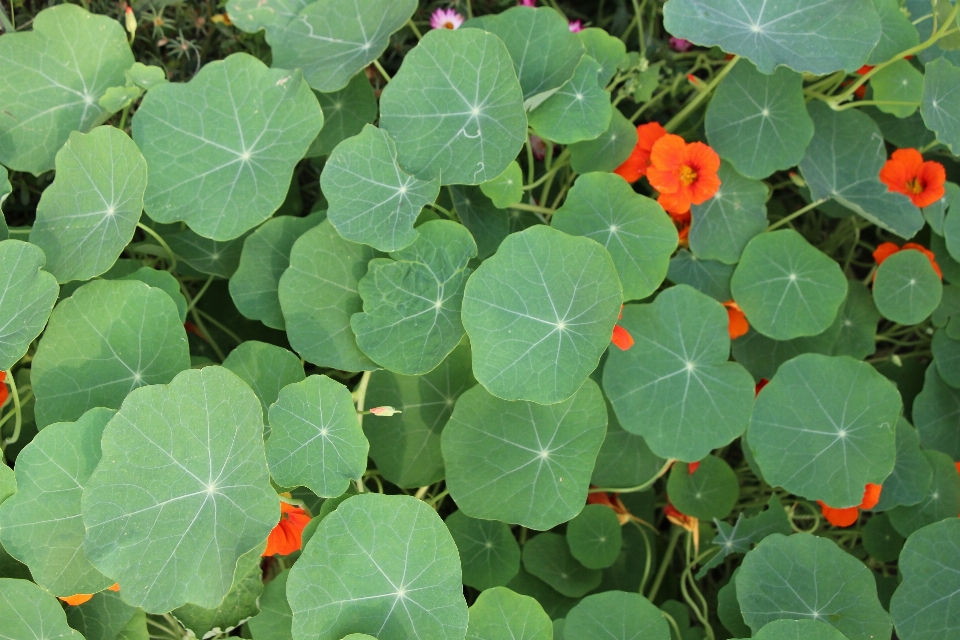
[0,371,7,408]
[59,593,94,606]
[722,301,749,340]
[872,241,942,279]
[263,502,311,557]
[646,134,721,215]
[860,483,882,510]
[587,490,635,525]
[613,122,668,183]
[755,378,769,396]
[818,483,883,528]
[687,461,700,475]
[665,501,699,551]
[879,148,946,208]
[611,306,634,351]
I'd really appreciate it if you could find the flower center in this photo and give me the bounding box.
[442,20,456,28]
[679,165,698,186]
[906,177,924,194]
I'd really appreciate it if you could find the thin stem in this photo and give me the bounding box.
[353,370,372,493]
[590,458,675,494]
[525,132,536,186]
[632,520,654,595]
[372,59,391,82]
[509,202,555,215]
[631,87,669,122]
[0,392,32,433]
[189,307,224,361]
[766,199,826,231]
[414,485,430,500]
[834,99,919,110]
[136,222,177,272]
[2,371,23,448]
[186,275,214,313]
[646,526,682,602]
[118,104,132,131]
[630,0,646,54]
[194,309,243,346]
[407,18,422,40]
[662,611,683,640]
[664,56,740,132]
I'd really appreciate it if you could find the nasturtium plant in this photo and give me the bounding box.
[5,1,960,637]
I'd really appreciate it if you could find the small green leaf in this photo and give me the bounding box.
[566,504,623,570]
[689,162,768,264]
[522,532,601,597]
[873,249,943,325]
[287,494,468,640]
[266,375,368,498]
[579,28,627,87]
[126,62,168,91]
[0,240,59,371]
[466,587,552,640]
[748,353,900,507]
[506,567,579,620]
[914,363,960,458]
[667,456,739,520]
[65,589,141,640]
[591,410,665,489]
[98,85,143,113]
[705,62,813,180]
[322,125,441,252]
[133,53,323,241]
[0,578,84,640]
[569,109,638,174]
[529,56,612,144]
[0,4,134,175]
[921,57,960,154]
[446,510,521,591]
[732,229,848,340]
[604,285,755,462]
[871,59,923,118]
[698,495,792,577]
[888,450,960,538]
[874,418,934,511]
[165,227,252,279]
[832,281,881,359]
[563,591,670,640]
[868,0,920,64]
[718,571,752,638]
[480,161,524,209]
[667,249,735,301]
[633,61,663,103]
[552,172,677,301]
[441,380,607,530]
[222,341,305,424]
[81,366,278,613]
[172,547,264,638]
[307,73,378,157]
[862,512,905,562]
[247,569,293,640]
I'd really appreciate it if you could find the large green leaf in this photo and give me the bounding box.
[569,109,638,174]
[278,221,381,371]
[247,569,293,640]
[81,366,278,613]
[505,567,579,621]
[449,185,511,261]
[528,55,612,145]
[307,74,378,157]
[32,280,190,428]
[933,329,960,387]
[921,57,960,155]
[591,413,665,488]
[890,519,960,640]
[563,591,670,640]
[226,0,309,36]
[603,285,755,462]
[322,125,440,252]
[748,354,900,507]
[479,161,524,210]
[0,240,59,371]
[832,281,881,359]
[266,375,368,498]
[172,548,264,638]
[662,0,881,75]
[466,587,552,640]
[551,172,677,301]
[0,578,84,640]
[888,450,960,538]
[799,102,923,238]
[379,28,527,185]
[441,380,607,530]
[222,341,305,426]
[871,59,923,118]
[353,220,476,374]
[667,249,735,301]
[287,494,468,640]
[735,533,892,640]
[462,225,622,404]
[133,53,323,240]
[749,619,851,640]
[731,229,848,340]
[365,338,474,488]
[120,267,188,323]
[0,407,115,596]
[29,127,146,283]
[0,4,134,175]
[522,532,600,597]
[464,6,585,101]
[868,0,919,64]
[667,456,739,520]
[163,227,251,279]
[873,418,934,511]
[915,363,960,458]
[873,249,943,325]
[689,162,768,264]
[445,510,521,591]
[229,211,325,330]
[565,504,622,569]
[65,590,141,640]
[705,61,813,180]
[270,0,416,92]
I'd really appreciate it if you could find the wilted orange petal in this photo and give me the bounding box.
[860,483,882,510]
[611,325,634,351]
[818,501,859,527]
[108,583,120,592]
[723,301,749,340]
[59,593,94,606]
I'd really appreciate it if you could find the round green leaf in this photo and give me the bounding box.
[466,587,552,640]
[565,504,622,569]
[873,418,934,511]
[172,547,264,639]
[705,61,814,180]
[287,493,468,640]
[832,280,881,359]
[666,456,739,520]
[591,412,665,489]
[121,267,188,323]
[689,162,768,264]
[270,0,416,92]
[65,589,141,640]
[888,450,960,538]
[862,513,905,562]
[603,285,755,462]
[247,569,293,640]
[0,407,115,596]
[563,591,670,640]
[278,221,381,371]
[445,510,521,591]
[133,53,323,241]
[551,172,677,301]
[462,225,622,405]
[736,533,891,640]
[379,28,527,186]
[890,518,960,640]
[164,226,252,278]
[718,571,752,638]
[871,59,923,118]
[752,619,851,640]
[914,363,960,459]
[0,578,84,640]
[662,0,881,75]
[29,127,146,283]
[81,366,278,614]
[579,28,627,87]
[266,375,368,498]
[352,220,477,374]
[479,161,524,210]
[667,249,735,301]
[226,0,308,36]
[307,73,378,157]
[732,229,848,340]
[568,109,638,174]
[365,340,475,488]
[229,211,325,330]
[32,279,190,428]
[441,379,607,530]
[748,353,900,507]
[528,55,612,145]
[933,329,960,387]
[921,58,960,155]
[869,0,920,64]
[450,185,510,261]
[699,495,793,576]
[0,4,134,175]
[322,125,441,252]
[873,249,943,325]
[0,240,59,371]
[522,532,600,598]
[223,341,305,425]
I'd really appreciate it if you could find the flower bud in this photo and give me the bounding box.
[369,406,401,417]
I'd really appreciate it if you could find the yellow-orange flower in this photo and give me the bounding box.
[646,134,721,215]
[879,148,946,208]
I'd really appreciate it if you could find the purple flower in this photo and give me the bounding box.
[669,36,693,52]
[518,0,536,5]
[430,7,464,30]
[568,19,583,33]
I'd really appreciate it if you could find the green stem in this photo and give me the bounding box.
[630,0,646,54]
[632,520,654,596]
[662,611,683,640]
[509,202,555,215]
[118,104,132,131]
[766,199,826,231]
[591,458,675,494]
[407,18,422,39]
[2,371,23,449]
[353,370,372,493]
[631,87,669,122]
[525,133,536,186]
[186,275,214,313]
[194,309,243,346]
[372,59,391,82]
[664,56,740,132]
[136,222,178,272]
[835,99,919,111]
[646,526,682,602]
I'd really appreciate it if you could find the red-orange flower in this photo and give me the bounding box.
[872,241,942,279]
[613,122,668,183]
[755,378,769,396]
[263,502,311,557]
[722,301,749,340]
[646,134,721,215]
[587,490,634,525]
[879,148,946,208]
[611,306,634,351]
[817,483,883,528]
[687,461,701,475]
[59,593,94,606]
[0,371,7,408]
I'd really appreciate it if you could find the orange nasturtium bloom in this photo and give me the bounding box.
[722,301,749,340]
[263,502,311,557]
[879,148,947,208]
[0,371,7,408]
[59,583,119,606]
[646,134,721,216]
[611,306,634,351]
[587,490,635,526]
[873,241,942,279]
[817,483,883,528]
[613,122,668,183]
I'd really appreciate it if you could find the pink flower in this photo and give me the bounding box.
[568,19,583,32]
[518,0,536,5]
[669,36,693,52]
[530,135,547,161]
[430,7,464,30]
